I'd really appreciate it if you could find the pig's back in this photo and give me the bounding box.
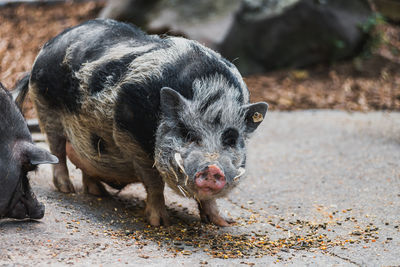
[30,19,164,113]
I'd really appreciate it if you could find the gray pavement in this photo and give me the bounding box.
[1,111,399,266]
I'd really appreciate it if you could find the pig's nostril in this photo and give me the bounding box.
[195,164,226,192]
[214,173,224,181]
[207,164,225,180]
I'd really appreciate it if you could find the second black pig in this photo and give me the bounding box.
[0,83,58,220]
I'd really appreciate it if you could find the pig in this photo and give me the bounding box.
[0,82,58,220]
[16,19,268,226]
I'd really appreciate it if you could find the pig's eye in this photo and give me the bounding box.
[222,128,239,147]
[178,122,201,143]
[186,131,201,143]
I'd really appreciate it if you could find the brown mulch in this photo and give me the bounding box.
[0,1,104,118]
[0,1,399,116]
[0,1,104,89]
[245,55,400,111]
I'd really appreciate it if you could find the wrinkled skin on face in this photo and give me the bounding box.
[154,85,268,224]
[0,83,58,220]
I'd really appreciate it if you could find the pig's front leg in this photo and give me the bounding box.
[141,169,170,226]
[198,199,233,227]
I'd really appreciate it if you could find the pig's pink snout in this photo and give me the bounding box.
[195,164,226,192]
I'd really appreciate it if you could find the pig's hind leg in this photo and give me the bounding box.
[65,141,108,196]
[45,132,75,193]
[82,173,108,196]
[35,103,75,193]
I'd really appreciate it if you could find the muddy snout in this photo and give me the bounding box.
[26,198,45,219]
[7,197,45,220]
[6,184,45,220]
[195,164,226,193]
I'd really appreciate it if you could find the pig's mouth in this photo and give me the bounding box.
[172,153,246,199]
[7,197,45,220]
[172,153,224,199]
[5,178,45,220]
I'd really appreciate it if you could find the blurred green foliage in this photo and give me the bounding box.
[359,13,386,58]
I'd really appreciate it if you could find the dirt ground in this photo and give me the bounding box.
[0,1,400,117]
[1,111,399,265]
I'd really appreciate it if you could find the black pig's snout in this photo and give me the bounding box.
[28,200,45,219]
[7,197,45,220]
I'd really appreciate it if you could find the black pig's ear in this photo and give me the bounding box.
[243,102,268,133]
[23,142,59,165]
[160,87,187,119]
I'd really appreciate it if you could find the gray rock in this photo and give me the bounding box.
[219,0,373,75]
[99,0,241,48]
[99,0,161,28]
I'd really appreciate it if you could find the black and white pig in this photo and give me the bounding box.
[16,19,268,226]
[0,82,58,220]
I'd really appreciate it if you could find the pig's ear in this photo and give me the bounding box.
[243,102,268,133]
[23,142,59,165]
[160,87,187,118]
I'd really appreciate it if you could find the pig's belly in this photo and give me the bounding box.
[66,141,103,178]
[65,140,140,185]
[61,105,144,185]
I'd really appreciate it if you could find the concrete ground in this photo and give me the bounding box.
[1,111,399,266]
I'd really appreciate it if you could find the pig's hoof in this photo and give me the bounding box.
[200,212,233,227]
[53,175,75,193]
[145,205,170,226]
[82,175,108,196]
[83,182,108,196]
[198,199,233,227]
